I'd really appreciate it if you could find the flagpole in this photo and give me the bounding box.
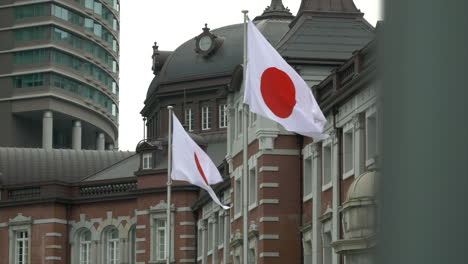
[166,105,173,264]
[242,10,249,264]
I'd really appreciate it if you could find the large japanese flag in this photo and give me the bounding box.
[244,21,327,139]
[171,114,229,209]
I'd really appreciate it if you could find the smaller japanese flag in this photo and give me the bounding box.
[171,113,229,210]
[244,21,327,140]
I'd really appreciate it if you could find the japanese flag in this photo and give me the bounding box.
[171,113,229,209]
[244,21,327,140]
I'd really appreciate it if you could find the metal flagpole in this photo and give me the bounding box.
[166,105,173,264]
[242,10,249,264]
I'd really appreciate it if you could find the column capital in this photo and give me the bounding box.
[353,114,364,131]
[312,143,322,158]
[43,110,53,118]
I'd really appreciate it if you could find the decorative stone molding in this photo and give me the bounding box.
[248,221,259,238]
[208,215,217,224]
[353,114,364,131]
[149,200,175,214]
[312,143,322,158]
[231,229,243,247]
[256,129,279,150]
[9,213,32,226]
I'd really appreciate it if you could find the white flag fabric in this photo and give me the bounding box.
[171,113,229,209]
[244,21,327,140]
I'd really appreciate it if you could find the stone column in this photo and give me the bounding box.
[331,132,340,264]
[312,143,322,264]
[209,215,218,264]
[72,120,82,150]
[353,115,365,177]
[107,144,114,150]
[42,111,53,149]
[96,133,105,151]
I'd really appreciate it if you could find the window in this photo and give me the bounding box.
[303,240,312,264]
[94,1,102,15]
[248,248,256,264]
[106,228,119,264]
[237,108,243,136]
[235,178,242,215]
[219,104,228,128]
[248,168,257,207]
[85,0,93,9]
[142,153,152,170]
[304,157,312,198]
[322,144,332,188]
[322,232,332,264]
[156,219,166,261]
[249,111,256,126]
[15,4,48,19]
[14,231,29,264]
[14,73,45,88]
[128,227,136,264]
[93,23,102,37]
[202,105,211,130]
[343,129,354,177]
[218,213,224,246]
[185,108,194,131]
[14,26,47,42]
[112,104,117,117]
[366,112,377,164]
[80,231,91,264]
[207,221,213,252]
[112,82,117,94]
[197,227,203,258]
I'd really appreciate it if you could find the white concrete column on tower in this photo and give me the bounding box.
[331,132,340,264]
[312,143,322,264]
[72,120,82,150]
[42,110,53,149]
[96,133,105,151]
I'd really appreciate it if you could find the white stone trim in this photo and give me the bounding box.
[0,223,7,228]
[176,207,192,212]
[180,221,195,226]
[259,166,279,172]
[259,217,279,222]
[180,247,196,251]
[136,237,146,242]
[46,233,62,237]
[180,259,196,263]
[259,149,299,156]
[46,245,62,249]
[136,250,146,254]
[322,182,332,192]
[180,235,195,239]
[259,199,279,205]
[45,256,62,261]
[259,182,279,188]
[33,218,68,225]
[135,225,146,229]
[259,252,280,258]
[136,210,149,216]
[303,193,313,202]
[259,234,279,240]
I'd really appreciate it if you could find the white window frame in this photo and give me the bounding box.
[303,156,313,201]
[322,142,333,191]
[8,215,32,264]
[219,104,228,128]
[142,153,152,170]
[15,231,29,264]
[322,231,332,264]
[185,107,194,131]
[105,228,119,264]
[202,105,211,130]
[343,125,355,179]
[248,167,257,210]
[155,219,166,261]
[149,204,174,263]
[79,231,91,264]
[237,107,243,137]
[234,171,242,219]
[365,108,378,167]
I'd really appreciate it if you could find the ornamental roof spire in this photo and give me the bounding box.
[253,0,294,21]
[298,0,360,13]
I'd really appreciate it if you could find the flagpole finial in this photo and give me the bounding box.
[242,10,249,14]
[167,105,173,110]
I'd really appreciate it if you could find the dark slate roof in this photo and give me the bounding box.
[83,154,139,182]
[276,16,374,61]
[0,148,135,186]
[146,75,160,98]
[298,0,360,13]
[156,19,291,86]
[254,0,294,21]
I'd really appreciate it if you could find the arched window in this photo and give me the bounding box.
[104,228,119,264]
[79,231,91,264]
[128,226,136,264]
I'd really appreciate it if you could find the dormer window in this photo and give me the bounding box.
[142,153,153,170]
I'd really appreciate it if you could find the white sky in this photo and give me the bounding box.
[118,0,382,151]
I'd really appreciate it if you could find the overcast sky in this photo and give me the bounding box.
[118,0,382,151]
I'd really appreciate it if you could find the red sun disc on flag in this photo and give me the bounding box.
[194,153,209,185]
[260,67,296,118]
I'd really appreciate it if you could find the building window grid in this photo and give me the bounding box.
[15,231,29,264]
[207,221,213,253]
[304,157,313,198]
[80,231,91,264]
[322,144,332,188]
[219,104,228,128]
[142,153,152,170]
[185,108,194,131]
[107,229,119,264]
[218,213,224,246]
[248,168,257,208]
[202,105,211,130]
[156,219,166,261]
[343,128,354,176]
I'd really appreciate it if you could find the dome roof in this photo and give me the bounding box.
[346,170,377,201]
[147,18,292,98]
